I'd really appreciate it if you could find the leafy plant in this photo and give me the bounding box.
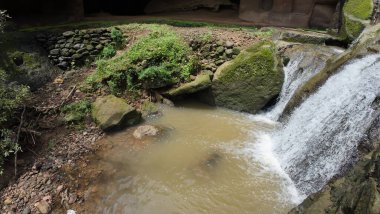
[111,27,124,48]
[101,44,116,59]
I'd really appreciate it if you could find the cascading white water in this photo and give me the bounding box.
[266,48,344,120]
[273,54,380,195]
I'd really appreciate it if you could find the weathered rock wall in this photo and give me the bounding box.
[239,0,341,28]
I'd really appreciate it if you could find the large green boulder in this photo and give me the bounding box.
[211,41,283,114]
[164,73,212,97]
[341,0,374,41]
[92,95,141,131]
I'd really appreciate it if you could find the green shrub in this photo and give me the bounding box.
[101,44,116,59]
[61,99,91,123]
[111,27,124,48]
[0,69,29,174]
[87,26,196,93]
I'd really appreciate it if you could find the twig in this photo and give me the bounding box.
[14,105,26,177]
[20,128,42,136]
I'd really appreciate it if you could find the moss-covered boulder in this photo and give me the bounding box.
[211,41,283,113]
[92,95,141,131]
[341,0,374,41]
[164,73,211,97]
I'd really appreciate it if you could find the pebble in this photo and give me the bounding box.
[34,200,51,214]
[56,185,64,194]
[22,207,31,214]
[4,198,12,205]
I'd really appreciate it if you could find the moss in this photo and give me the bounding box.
[219,41,275,83]
[61,99,91,123]
[344,0,373,19]
[341,0,373,41]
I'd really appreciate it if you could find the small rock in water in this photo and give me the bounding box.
[133,125,160,139]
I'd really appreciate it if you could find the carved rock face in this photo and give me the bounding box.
[239,0,340,28]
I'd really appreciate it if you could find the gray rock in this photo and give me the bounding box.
[22,207,31,214]
[225,49,233,55]
[92,95,141,131]
[225,41,234,48]
[63,31,75,37]
[133,125,160,139]
[49,49,60,55]
[73,43,83,49]
[86,45,94,51]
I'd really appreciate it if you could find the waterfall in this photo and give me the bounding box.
[273,54,380,195]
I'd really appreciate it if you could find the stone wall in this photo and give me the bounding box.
[36,28,115,70]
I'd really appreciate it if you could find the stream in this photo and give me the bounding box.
[83,102,301,214]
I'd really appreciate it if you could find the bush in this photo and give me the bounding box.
[0,69,29,174]
[87,26,196,93]
[111,27,124,48]
[101,44,116,59]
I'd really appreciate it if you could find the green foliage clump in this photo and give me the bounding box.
[0,69,29,174]
[61,99,91,123]
[87,26,196,94]
[100,45,116,59]
[111,27,124,48]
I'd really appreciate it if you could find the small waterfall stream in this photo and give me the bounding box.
[257,53,380,197]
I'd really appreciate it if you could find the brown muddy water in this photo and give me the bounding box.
[83,102,301,214]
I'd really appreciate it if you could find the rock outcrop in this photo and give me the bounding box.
[211,41,283,114]
[92,95,141,131]
[239,0,340,28]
